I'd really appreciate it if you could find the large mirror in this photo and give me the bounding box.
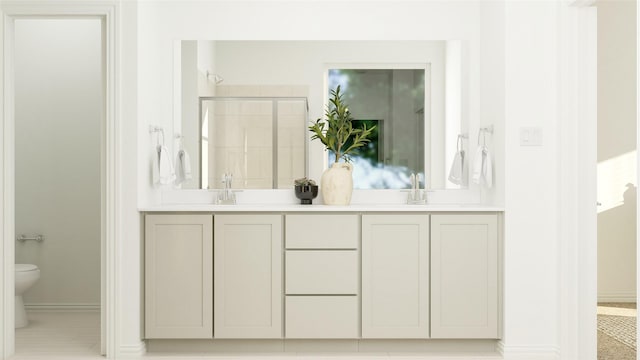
[175,40,467,190]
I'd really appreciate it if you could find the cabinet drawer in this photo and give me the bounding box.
[286,251,358,294]
[285,296,359,338]
[286,214,358,249]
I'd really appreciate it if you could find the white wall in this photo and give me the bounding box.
[133,1,574,358]
[180,41,200,189]
[503,1,559,356]
[138,1,485,207]
[597,0,637,302]
[122,0,143,353]
[14,19,102,307]
[478,1,504,207]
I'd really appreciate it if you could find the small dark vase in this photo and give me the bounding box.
[294,185,319,205]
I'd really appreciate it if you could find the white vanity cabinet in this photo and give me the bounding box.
[430,214,499,339]
[284,214,359,339]
[143,209,502,347]
[213,214,283,338]
[361,214,430,338]
[144,214,213,339]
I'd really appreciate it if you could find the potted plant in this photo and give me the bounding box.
[309,86,375,205]
[293,177,319,205]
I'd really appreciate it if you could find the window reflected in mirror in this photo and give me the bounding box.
[327,69,426,189]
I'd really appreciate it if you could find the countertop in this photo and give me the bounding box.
[139,203,504,212]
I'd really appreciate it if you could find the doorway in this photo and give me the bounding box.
[0,5,118,357]
[12,17,104,358]
[595,0,638,359]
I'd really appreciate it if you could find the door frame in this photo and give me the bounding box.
[561,1,598,359]
[0,2,119,358]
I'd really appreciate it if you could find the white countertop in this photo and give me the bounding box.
[139,203,504,212]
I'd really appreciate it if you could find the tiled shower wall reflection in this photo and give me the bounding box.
[277,100,306,188]
[202,86,307,189]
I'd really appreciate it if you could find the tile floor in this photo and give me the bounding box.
[12,311,504,360]
[13,311,101,359]
[17,307,639,360]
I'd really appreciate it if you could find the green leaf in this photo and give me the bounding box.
[308,85,375,162]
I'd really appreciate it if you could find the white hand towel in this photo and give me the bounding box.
[472,145,493,188]
[448,150,463,185]
[175,149,193,185]
[483,146,493,188]
[472,146,484,185]
[152,146,161,185]
[158,145,175,185]
[450,149,468,186]
[461,150,469,186]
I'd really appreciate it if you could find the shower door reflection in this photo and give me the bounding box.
[200,97,308,189]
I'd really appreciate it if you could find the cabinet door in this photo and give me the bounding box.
[361,214,429,338]
[214,214,283,338]
[145,214,213,339]
[431,214,499,339]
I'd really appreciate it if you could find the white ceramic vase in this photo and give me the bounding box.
[321,162,353,205]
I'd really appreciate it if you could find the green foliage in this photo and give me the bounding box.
[309,86,376,163]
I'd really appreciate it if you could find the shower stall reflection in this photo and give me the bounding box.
[199,97,308,189]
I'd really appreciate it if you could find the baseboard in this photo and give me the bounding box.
[25,303,100,312]
[501,344,560,360]
[119,341,147,357]
[598,292,636,303]
[147,339,499,354]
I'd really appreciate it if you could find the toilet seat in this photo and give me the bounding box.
[15,264,38,272]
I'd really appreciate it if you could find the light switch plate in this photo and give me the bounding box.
[520,127,543,146]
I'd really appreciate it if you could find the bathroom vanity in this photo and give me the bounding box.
[142,205,502,353]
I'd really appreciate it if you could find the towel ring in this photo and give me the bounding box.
[477,130,488,146]
[149,125,165,147]
[477,125,494,146]
[158,130,165,147]
[456,134,468,152]
[175,134,184,151]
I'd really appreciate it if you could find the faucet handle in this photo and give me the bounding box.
[220,172,234,189]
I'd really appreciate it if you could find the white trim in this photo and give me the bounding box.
[0,8,15,359]
[0,2,119,359]
[554,1,598,360]
[119,342,147,358]
[24,303,101,312]
[637,0,640,354]
[570,0,597,8]
[501,345,560,360]
[597,293,637,303]
[637,0,640,353]
[557,2,598,360]
[102,4,118,358]
[575,6,598,360]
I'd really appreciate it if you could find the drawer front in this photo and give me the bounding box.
[286,214,358,249]
[286,251,358,294]
[285,296,359,338]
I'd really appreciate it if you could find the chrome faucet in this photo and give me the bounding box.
[407,173,426,205]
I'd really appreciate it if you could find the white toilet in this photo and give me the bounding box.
[15,264,40,328]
